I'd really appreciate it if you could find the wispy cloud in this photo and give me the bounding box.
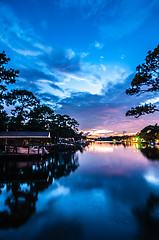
[99,0,158,39]
[57,0,158,39]
[141,97,159,106]
[13,49,42,56]
[94,41,104,49]
[0,3,52,56]
[56,0,107,19]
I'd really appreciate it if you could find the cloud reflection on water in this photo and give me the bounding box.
[1,143,159,239]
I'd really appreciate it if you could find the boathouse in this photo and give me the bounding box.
[0,132,51,155]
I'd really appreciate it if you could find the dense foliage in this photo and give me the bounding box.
[0,51,19,106]
[0,51,80,139]
[138,124,159,142]
[126,44,159,117]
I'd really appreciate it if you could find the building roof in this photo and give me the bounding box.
[0,132,51,139]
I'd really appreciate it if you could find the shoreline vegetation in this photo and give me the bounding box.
[0,51,89,157]
[97,124,159,146]
[0,52,83,143]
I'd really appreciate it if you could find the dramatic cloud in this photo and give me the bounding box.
[57,72,159,133]
[20,68,58,82]
[40,49,81,73]
[0,0,159,134]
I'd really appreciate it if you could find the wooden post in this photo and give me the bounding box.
[42,140,44,154]
[5,138,7,151]
[28,139,30,154]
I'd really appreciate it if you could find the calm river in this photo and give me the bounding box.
[0,142,159,240]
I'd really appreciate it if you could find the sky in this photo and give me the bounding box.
[1,0,159,136]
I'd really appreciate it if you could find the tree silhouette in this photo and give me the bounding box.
[126,45,159,117]
[7,90,40,131]
[0,52,39,130]
[138,124,159,143]
[27,104,54,131]
[0,110,9,132]
[0,51,80,137]
[0,51,19,108]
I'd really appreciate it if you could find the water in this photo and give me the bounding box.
[0,142,159,240]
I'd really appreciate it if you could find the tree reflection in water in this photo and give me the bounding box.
[132,194,159,240]
[131,145,159,239]
[0,151,79,229]
[123,142,159,161]
[140,146,159,161]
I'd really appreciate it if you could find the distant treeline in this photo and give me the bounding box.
[98,124,159,143]
[98,135,133,141]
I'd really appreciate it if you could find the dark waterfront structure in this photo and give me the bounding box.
[0,132,51,155]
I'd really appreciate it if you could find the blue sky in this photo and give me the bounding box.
[1,0,159,136]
